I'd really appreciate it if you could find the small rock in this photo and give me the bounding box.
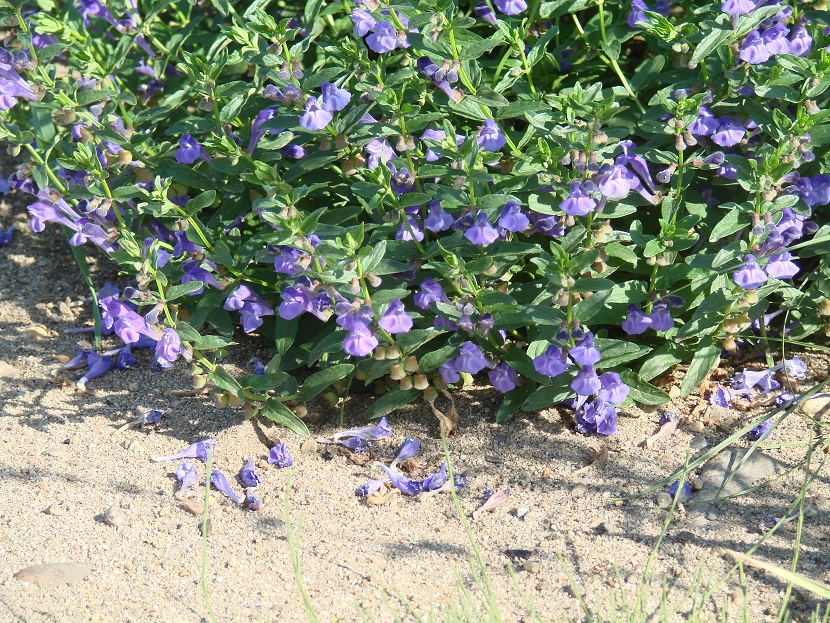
[102,506,128,527]
[655,492,673,509]
[675,530,697,543]
[182,499,203,516]
[0,361,20,380]
[689,436,708,450]
[199,518,212,536]
[14,562,93,588]
[127,440,143,453]
[300,439,318,455]
[687,420,705,433]
[484,454,505,464]
[668,386,681,399]
[19,325,51,341]
[44,505,64,517]
[801,396,830,417]
[462,468,477,479]
[570,484,587,498]
[522,561,541,574]
[594,521,615,535]
[691,478,703,492]
[158,506,171,518]
[705,510,719,521]
[687,515,709,530]
[516,506,530,520]
[42,446,68,458]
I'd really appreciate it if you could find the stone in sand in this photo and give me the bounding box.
[801,396,830,417]
[14,562,93,587]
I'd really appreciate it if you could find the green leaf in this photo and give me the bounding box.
[595,339,652,368]
[522,383,573,412]
[241,372,298,396]
[496,382,536,423]
[260,398,310,437]
[274,318,299,355]
[211,365,244,399]
[680,339,721,396]
[77,88,119,107]
[619,370,670,406]
[364,388,420,420]
[690,21,731,67]
[709,210,746,242]
[300,364,355,402]
[165,281,204,301]
[639,348,683,381]
[185,190,216,215]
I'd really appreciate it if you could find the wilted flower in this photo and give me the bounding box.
[392,437,420,467]
[356,478,388,497]
[76,352,116,390]
[0,224,14,247]
[421,461,449,491]
[337,437,373,452]
[749,418,773,440]
[210,470,243,503]
[153,439,217,462]
[176,462,198,493]
[267,442,294,468]
[332,416,392,441]
[375,461,423,496]
[240,456,261,487]
[668,479,692,502]
[243,493,262,511]
[709,384,737,408]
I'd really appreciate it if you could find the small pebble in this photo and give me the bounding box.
[691,478,703,492]
[42,445,68,458]
[687,420,705,433]
[522,561,541,574]
[689,436,708,450]
[102,506,128,527]
[44,504,64,516]
[569,484,587,498]
[655,492,673,509]
[516,506,530,520]
[182,499,203,516]
[300,439,318,455]
[484,454,505,464]
[674,530,696,543]
[199,518,212,536]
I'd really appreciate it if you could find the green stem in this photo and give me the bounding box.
[201,451,219,623]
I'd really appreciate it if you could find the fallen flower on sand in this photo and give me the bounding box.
[240,456,261,487]
[210,470,243,503]
[175,462,198,493]
[267,442,293,468]
[646,412,678,449]
[153,439,216,462]
[472,487,510,519]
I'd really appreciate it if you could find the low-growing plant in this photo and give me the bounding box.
[1,0,829,434]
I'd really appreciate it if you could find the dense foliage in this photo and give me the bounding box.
[1,0,829,436]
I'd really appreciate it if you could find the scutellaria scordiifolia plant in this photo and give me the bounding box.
[1,0,829,436]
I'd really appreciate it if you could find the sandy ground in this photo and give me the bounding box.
[1,187,829,623]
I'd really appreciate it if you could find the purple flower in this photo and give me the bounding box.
[597,164,634,199]
[711,117,746,148]
[781,356,807,378]
[494,0,527,15]
[299,97,333,131]
[268,442,294,468]
[154,328,184,369]
[489,363,519,392]
[464,213,500,246]
[337,304,374,331]
[569,332,601,366]
[375,462,423,496]
[175,134,209,165]
[350,8,377,37]
[392,437,420,467]
[765,252,799,279]
[762,23,790,55]
[396,215,424,242]
[648,301,674,332]
[621,305,652,335]
[733,254,767,289]
[273,247,302,275]
[210,470,243,503]
[321,82,351,112]
[334,416,392,441]
[279,285,313,320]
[560,183,596,216]
[366,20,399,54]
[365,138,395,170]
[474,2,497,25]
[343,324,379,357]
[337,437,373,452]
[414,278,449,309]
[789,26,812,57]
[378,300,414,334]
[740,31,772,64]
[533,344,570,378]
[732,368,779,394]
[176,462,198,493]
[76,352,116,390]
[598,372,630,405]
[153,439,217,462]
[749,418,773,441]
[224,284,274,333]
[248,108,279,155]
[722,0,755,26]
[689,106,720,137]
[421,461,449,491]
[477,119,506,152]
[240,456,261,487]
[627,0,648,27]
[0,224,14,247]
[571,365,601,397]
[440,362,461,384]
[668,480,691,502]
[497,201,530,232]
[709,384,737,408]
[576,398,618,435]
[356,478,388,497]
[116,345,138,369]
[182,260,222,294]
[244,494,262,511]
[453,342,490,375]
[424,202,454,232]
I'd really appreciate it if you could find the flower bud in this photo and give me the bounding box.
[367,272,382,287]
[293,404,308,418]
[228,393,245,407]
[323,391,339,407]
[389,364,406,380]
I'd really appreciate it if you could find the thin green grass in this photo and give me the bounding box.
[201,452,219,623]
[284,473,321,623]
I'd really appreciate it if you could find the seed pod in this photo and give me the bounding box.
[244,403,259,418]
[354,368,368,381]
[403,356,419,373]
[818,299,830,316]
[385,345,400,359]
[414,374,429,390]
[423,386,438,402]
[228,394,245,407]
[373,380,387,395]
[192,374,207,389]
[214,392,230,408]
[374,346,387,360]
[390,364,406,381]
[323,391,339,407]
[294,404,308,418]
[118,150,133,166]
[399,376,413,391]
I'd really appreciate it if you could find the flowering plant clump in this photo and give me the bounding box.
[1,0,829,436]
